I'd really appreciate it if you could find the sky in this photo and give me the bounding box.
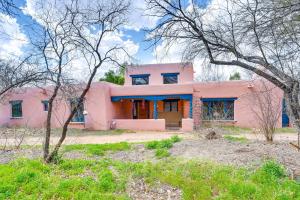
[0,0,243,80]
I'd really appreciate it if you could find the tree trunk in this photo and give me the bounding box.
[43,85,60,160]
[285,83,300,150]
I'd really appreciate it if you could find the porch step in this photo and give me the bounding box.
[166,126,181,131]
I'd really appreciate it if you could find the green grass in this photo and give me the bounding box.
[155,148,170,158]
[224,135,248,143]
[145,136,181,158]
[275,127,297,133]
[63,142,131,156]
[0,158,299,200]
[222,126,252,134]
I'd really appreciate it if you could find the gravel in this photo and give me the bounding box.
[127,178,182,200]
[170,138,300,175]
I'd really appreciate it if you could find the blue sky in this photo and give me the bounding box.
[0,0,242,80]
[6,0,209,64]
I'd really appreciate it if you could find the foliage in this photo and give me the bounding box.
[223,135,248,143]
[63,142,131,156]
[0,158,299,200]
[100,69,125,85]
[229,72,241,80]
[155,148,170,158]
[145,136,181,158]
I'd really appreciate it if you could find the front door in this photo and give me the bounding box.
[133,100,149,119]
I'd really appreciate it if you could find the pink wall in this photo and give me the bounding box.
[0,63,285,131]
[192,79,284,128]
[0,82,114,130]
[181,118,193,131]
[114,119,166,131]
[125,63,194,85]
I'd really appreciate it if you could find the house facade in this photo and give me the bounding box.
[0,63,288,131]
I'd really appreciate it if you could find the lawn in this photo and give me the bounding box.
[0,158,299,200]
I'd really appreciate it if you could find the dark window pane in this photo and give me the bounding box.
[70,99,85,122]
[42,101,49,111]
[11,101,22,118]
[163,75,178,84]
[202,100,234,120]
[132,77,149,85]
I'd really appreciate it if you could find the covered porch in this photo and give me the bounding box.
[111,94,193,131]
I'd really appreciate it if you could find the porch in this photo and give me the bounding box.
[111,94,193,131]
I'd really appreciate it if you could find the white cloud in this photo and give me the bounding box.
[22,0,140,80]
[0,13,28,59]
[125,0,160,31]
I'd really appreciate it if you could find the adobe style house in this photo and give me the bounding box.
[0,63,289,131]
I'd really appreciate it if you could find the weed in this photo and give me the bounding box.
[155,148,170,158]
[224,135,248,143]
[63,142,131,156]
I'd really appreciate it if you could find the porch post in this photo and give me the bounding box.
[153,100,158,119]
[189,98,193,118]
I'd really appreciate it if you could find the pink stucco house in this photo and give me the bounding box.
[0,63,288,131]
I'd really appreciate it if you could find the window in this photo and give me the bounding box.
[10,100,23,118]
[42,100,49,111]
[70,98,85,122]
[164,100,178,112]
[162,73,179,84]
[201,98,236,120]
[131,74,150,85]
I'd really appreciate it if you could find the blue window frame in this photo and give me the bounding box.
[130,74,150,85]
[10,100,23,118]
[161,73,179,84]
[201,98,237,120]
[42,100,49,111]
[70,98,85,123]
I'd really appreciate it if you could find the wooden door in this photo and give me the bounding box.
[138,100,149,119]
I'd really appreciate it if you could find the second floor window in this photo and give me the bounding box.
[162,73,179,84]
[10,100,23,118]
[131,74,150,85]
[70,98,85,123]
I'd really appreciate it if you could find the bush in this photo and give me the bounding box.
[170,135,181,143]
[261,160,286,178]
[155,149,170,158]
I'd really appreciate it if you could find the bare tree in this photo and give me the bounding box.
[249,80,282,142]
[146,0,300,144]
[0,0,17,15]
[0,59,44,100]
[31,0,131,163]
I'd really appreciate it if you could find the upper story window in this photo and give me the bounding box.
[10,100,23,118]
[162,73,179,84]
[70,98,85,123]
[201,98,237,121]
[130,74,150,85]
[42,100,49,111]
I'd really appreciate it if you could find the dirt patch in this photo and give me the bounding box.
[0,148,42,164]
[127,178,182,200]
[108,144,155,162]
[170,138,300,172]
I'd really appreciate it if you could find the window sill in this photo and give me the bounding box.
[70,122,85,124]
[10,117,23,119]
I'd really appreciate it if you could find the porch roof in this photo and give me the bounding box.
[110,84,193,97]
[111,94,193,102]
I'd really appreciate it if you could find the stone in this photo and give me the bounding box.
[205,131,221,140]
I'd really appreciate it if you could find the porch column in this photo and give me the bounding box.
[189,98,193,118]
[153,100,158,119]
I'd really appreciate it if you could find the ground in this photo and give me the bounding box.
[1,127,300,199]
